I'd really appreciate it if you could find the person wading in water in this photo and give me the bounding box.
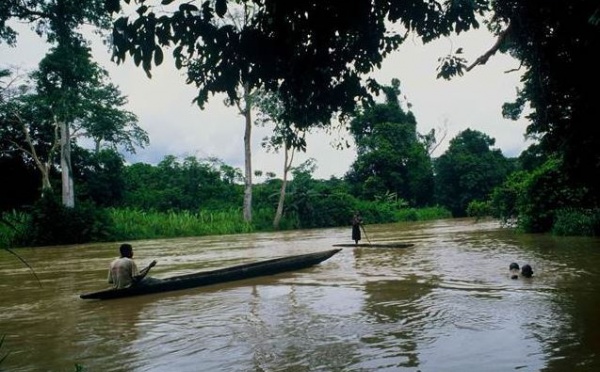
[352,212,363,245]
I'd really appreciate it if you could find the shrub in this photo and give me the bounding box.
[16,194,114,247]
[0,210,30,248]
[552,208,600,236]
[466,200,492,220]
[415,206,452,220]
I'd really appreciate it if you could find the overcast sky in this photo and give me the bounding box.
[1,21,531,180]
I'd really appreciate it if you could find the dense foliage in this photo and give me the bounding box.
[489,157,600,235]
[346,79,435,206]
[0,147,456,247]
[1,1,599,245]
[11,193,114,247]
[435,129,514,217]
[104,0,489,128]
[100,0,599,236]
[100,1,599,197]
[488,1,600,199]
[121,155,242,211]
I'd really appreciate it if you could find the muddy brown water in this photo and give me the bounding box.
[1,218,600,371]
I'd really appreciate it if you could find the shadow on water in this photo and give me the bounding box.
[1,218,600,371]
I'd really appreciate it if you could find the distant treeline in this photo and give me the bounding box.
[5,124,600,248]
[0,151,452,247]
[3,124,600,249]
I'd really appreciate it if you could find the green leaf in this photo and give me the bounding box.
[154,46,164,66]
[161,0,176,4]
[105,0,121,13]
[113,17,129,31]
[215,0,227,17]
[179,3,199,12]
[133,48,142,66]
[137,5,149,16]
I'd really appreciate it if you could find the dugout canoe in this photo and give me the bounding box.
[80,248,341,300]
[332,242,414,248]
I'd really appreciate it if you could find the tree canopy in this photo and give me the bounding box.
[1,0,598,237]
[3,1,597,184]
[102,1,599,193]
[104,0,488,128]
[435,128,513,217]
[458,1,599,194]
[346,79,434,206]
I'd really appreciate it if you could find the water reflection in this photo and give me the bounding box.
[1,219,600,371]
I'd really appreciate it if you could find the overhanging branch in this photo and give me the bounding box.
[466,23,512,72]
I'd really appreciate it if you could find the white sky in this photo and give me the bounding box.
[1,21,531,180]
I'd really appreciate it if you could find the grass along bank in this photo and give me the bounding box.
[0,204,452,249]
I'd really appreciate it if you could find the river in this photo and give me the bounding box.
[1,218,600,371]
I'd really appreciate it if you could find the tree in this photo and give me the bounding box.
[0,61,146,207]
[106,1,600,224]
[0,0,116,207]
[346,79,434,206]
[74,147,126,207]
[105,0,486,128]
[0,1,110,47]
[77,82,148,155]
[34,40,106,207]
[122,155,240,212]
[269,128,304,230]
[439,1,600,201]
[4,1,592,231]
[234,80,255,222]
[255,90,307,229]
[490,156,596,234]
[286,158,318,228]
[517,143,547,172]
[0,69,61,194]
[208,3,263,222]
[434,129,513,217]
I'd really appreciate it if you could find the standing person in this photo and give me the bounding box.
[108,243,157,289]
[352,212,363,245]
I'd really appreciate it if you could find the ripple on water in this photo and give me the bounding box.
[3,219,600,371]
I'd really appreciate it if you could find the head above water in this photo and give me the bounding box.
[119,243,133,258]
[521,264,534,278]
[509,262,520,279]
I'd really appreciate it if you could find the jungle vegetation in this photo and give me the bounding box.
[0,0,598,247]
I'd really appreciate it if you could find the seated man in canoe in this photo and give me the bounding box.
[108,243,158,289]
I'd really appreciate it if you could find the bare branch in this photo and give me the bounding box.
[13,111,48,179]
[466,23,512,72]
[505,59,524,74]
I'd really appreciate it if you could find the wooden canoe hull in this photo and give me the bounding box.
[332,242,414,248]
[80,248,341,300]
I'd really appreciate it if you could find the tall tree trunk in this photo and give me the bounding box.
[242,82,253,222]
[36,159,53,196]
[60,120,74,207]
[40,164,52,193]
[273,142,291,229]
[94,139,101,154]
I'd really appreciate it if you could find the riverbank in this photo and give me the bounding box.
[0,205,451,248]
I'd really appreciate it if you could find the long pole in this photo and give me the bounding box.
[361,224,372,245]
